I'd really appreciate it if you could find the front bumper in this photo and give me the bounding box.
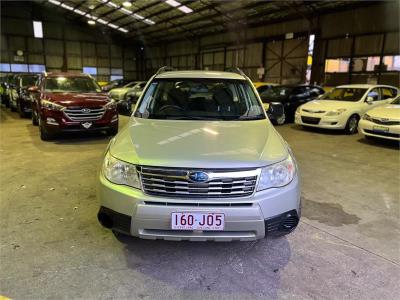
[358,119,400,141]
[97,172,301,241]
[295,112,347,129]
[40,109,118,134]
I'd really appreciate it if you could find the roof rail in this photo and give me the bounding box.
[155,66,176,75]
[224,67,246,76]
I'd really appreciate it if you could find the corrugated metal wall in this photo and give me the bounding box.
[0,2,140,81]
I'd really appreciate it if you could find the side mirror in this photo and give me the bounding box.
[28,86,39,93]
[366,96,374,104]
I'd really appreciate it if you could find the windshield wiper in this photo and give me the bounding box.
[238,115,265,120]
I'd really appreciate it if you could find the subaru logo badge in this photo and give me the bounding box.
[82,108,91,113]
[188,171,209,183]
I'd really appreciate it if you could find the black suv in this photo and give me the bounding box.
[260,85,325,124]
[10,73,39,117]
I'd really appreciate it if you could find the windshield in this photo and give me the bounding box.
[260,86,293,103]
[135,78,265,121]
[391,95,400,105]
[321,88,367,102]
[20,75,38,87]
[45,76,101,93]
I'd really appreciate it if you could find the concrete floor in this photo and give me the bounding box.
[0,107,399,300]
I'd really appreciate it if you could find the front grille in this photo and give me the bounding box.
[302,109,326,113]
[370,118,400,126]
[64,106,105,121]
[364,129,400,138]
[301,116,320,125]
[138,167,259,198]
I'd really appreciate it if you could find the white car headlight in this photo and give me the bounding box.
[362,114,373,121]
[41,100,65,111]
[326,109,346,116]
[295,106,302,114]
[257,154,296,191]
[102,152,140,189]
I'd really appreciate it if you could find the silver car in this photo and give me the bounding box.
[97,68,301,241]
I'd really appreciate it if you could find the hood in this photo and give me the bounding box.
[367,105,400,120]
[109,88,129,95]
[44,92,110,107]
[301,100,358,111]
[110,118,288,169]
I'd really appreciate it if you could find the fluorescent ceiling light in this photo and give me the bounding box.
[178,5,193,14]
[48,0,61,5]
[107,2,119,8]
[133,13,144,20]
[74,9,86,15]
[165,0,180,7]
[143,19,155,25]
[88,20,96,25]
[122,1,132,7]
[120,8,131,14]
[97,18,108,24]
[118,27,128,33]
[108,23,118,29]
[85,14,94,19]
[61,3,74,10]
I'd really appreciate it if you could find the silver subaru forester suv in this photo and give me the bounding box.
[97,68,300,241]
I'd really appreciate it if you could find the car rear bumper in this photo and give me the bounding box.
[97,171,301,241]
[358,119,400,141]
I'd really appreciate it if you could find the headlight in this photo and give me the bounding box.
[363,114,373,121]
[257,154,296,191]
[326,109,346,116]
[41,100,65,111]
[104,100,116,110]
[102,152,140,189]
[295,106,302,114]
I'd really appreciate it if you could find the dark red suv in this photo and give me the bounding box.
[30,72,118,140]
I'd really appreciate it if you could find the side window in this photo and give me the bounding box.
[380,87,396,100]
[368,88,380,101]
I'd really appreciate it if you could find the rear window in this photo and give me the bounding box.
[135,78,265,121]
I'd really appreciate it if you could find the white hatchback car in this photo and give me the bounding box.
[358,95,400,141]
[295,84,399,134]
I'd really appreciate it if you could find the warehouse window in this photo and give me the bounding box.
[83,66,97,75]
[325,58,350,73]
[110,75,123,81]
[111,68,123,75]
[33,21,43,38]
[353,56,380,72]
[0,63,10,72]
[29,64,46,73]
[382,55,400,71]
[10,64,29,72]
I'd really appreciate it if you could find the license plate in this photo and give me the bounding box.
[171,212,225,231]
[373,125,389,132]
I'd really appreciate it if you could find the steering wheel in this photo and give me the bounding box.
[159,105,184,112]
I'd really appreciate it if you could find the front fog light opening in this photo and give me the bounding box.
[46,117,59,125]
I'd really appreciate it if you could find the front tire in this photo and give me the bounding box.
[32,110,38,125]
[345,114,359,135]
[18,103,28,118]
[107,125,118,136]
[275,111,286,125]
[39,120,54,141]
